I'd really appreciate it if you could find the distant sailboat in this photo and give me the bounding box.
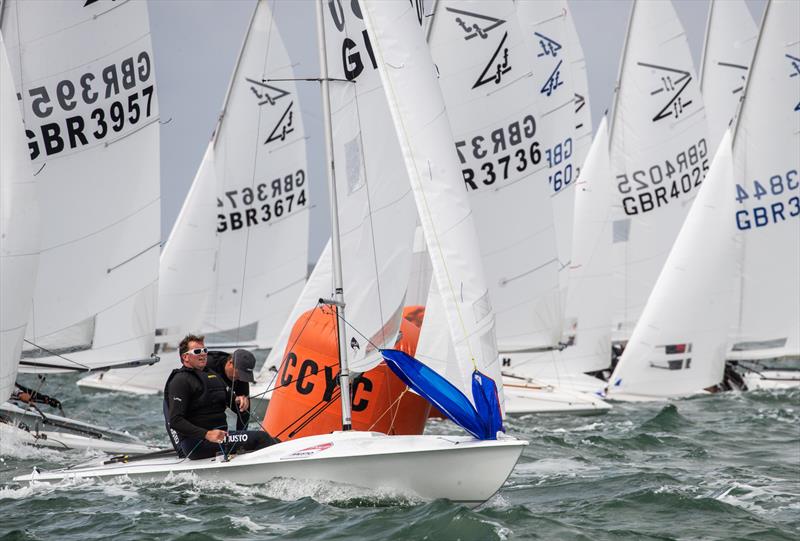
[424,0,607,413]
[77,0,311,395]
[0,32,155,454]
[726,0,800,389]
[607,0,709,348]
[1,0,161,374]
[606,129,738,400]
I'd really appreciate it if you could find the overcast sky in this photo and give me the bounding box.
[149,0,766,265]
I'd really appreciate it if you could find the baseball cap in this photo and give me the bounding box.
[232,349,256,383]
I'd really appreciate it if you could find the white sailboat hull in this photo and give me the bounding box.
[502,377,611,415]
[742,371,800,390]
[16,431,526,508]
[1,402,159,455]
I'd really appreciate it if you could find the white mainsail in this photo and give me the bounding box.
[1,0,161,372]
[608,0,709,344]
[728,0,800,362]
[699,0,758,154]
[607,130,738,400]
[515,0,584,313]
[428,0,561,354]
[562,0,593,178]
[0,36,40,402]
[362,0,502,402]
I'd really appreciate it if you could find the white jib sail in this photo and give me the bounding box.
[361,0,502,403]
[559,117,615,375]
[608,130,738,400]
[608,0,709,344]
[699,0,758,154]
[1,0,160,372]
[0,36,40,402]
[155,144,218,346]
[428,0,561,353]
[515,0,584,319]
[728,0,800,361]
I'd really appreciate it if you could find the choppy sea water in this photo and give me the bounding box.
[1,374,798,540]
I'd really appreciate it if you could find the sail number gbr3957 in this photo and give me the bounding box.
[217,170,307,233]
[24,51,155,161]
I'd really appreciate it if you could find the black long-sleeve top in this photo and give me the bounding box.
[206,350,251,430]
[166,367,231,440]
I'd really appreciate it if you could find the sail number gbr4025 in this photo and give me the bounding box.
[217,170,307,233]
[23,51,155,161]
[616,138,708,215]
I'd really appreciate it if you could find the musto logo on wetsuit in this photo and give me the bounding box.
[225,433,249,444]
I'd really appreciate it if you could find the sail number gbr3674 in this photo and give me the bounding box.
[23,51,155,161]
[217,170,307,233]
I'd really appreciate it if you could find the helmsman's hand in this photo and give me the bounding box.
[205,429,227,444]
[235,395,250,412]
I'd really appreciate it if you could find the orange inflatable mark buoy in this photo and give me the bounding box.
[263,306,430,441]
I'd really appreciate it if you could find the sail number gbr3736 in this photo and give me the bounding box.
[23,51,155,161]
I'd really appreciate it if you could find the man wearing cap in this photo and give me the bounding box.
[163,334,278,460]
[206,348,256,430]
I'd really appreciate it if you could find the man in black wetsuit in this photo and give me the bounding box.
[205,349,256,431]
[163,334,278,460]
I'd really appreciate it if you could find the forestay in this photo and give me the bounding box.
[0,36,40,401]
[361,0,503,403]
[428,0,561,353]
[608,0,709,343]
[608,130,738,400]
[699,0,758,154]
[1,0,160,372]
[728,0,800,361]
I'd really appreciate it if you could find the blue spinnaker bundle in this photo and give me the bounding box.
[380,349,504,440]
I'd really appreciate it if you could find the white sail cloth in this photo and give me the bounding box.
[515,0,584,318]
[257,1,419,381]
[193,0,309,348]
[427,0,561,353]
[0,36,40,401]
[361,0,502,404]
[78,0,311,394]
[2,0,161,372]
[699,0,758,154]
[607,131,738,400]
[728,0,800,361]
[608,0,709,343]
